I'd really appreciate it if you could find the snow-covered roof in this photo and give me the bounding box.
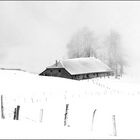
[46,57,112,75]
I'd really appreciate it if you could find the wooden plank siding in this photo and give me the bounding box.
[72,72,112,80]
[40,68,113,80]
[40,68,72,79]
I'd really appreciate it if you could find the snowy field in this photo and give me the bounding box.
[0,69,140,138]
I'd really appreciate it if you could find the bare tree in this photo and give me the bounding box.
[104,30,127,77]
[67,28,128,77]
[67,27,98,59]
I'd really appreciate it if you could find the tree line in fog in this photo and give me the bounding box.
[66,27,128,78]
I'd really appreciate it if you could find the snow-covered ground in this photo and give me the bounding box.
[0,69,140,138]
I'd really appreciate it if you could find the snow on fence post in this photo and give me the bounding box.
[64,104,69,126]
[112,115,117,136]
[39,109,43,122]
[91,109,97,131]
[16,105,20,120]
[1,95,5,119]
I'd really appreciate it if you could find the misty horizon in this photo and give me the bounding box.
[0,1,140,77]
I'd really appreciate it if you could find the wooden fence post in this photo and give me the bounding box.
[1,95,5,119]
[16,105,20,120]
[40,109,43,122]
[13,108,16,120]
[64,104,69,126]
[112,115,117,136]
[91,109,97,131]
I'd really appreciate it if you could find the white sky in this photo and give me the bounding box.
[0,1,140,75]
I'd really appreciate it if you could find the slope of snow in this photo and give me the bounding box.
[0,69,139,138]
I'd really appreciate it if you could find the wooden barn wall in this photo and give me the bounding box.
[40,68,113,80]
[41,68,72,79]
[72,72,112,80]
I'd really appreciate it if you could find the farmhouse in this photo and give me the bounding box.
[39,57,113,80]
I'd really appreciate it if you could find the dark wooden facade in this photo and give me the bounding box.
[40,68,72,79]
[39,68,113,80]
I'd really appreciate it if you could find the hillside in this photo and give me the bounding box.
[0,69,139,138]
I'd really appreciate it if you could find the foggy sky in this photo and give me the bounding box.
[0,1,140,75]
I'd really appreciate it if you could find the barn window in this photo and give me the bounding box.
[58,69,61,73]
[50,70,52,72]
